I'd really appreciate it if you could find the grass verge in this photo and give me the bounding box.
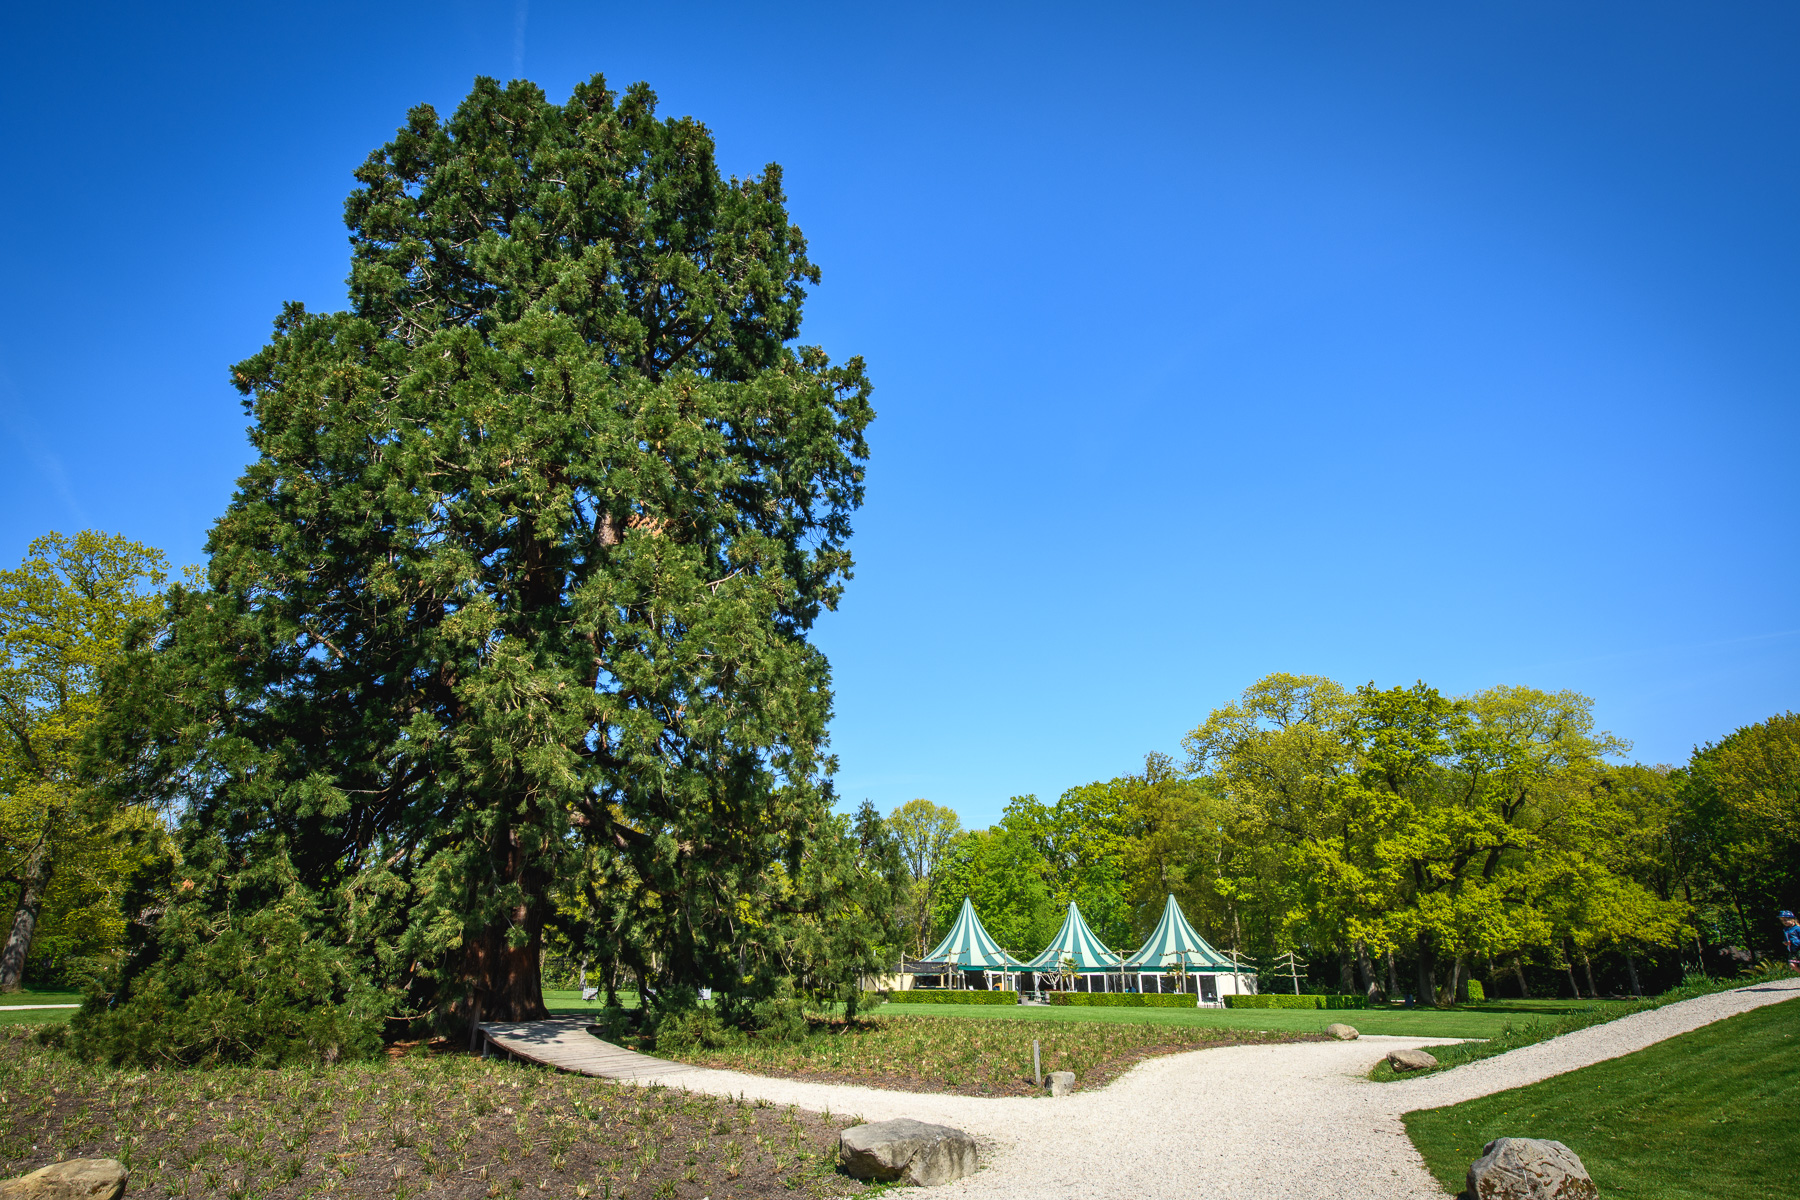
[1403,996,1800,1199]
[1369,971,1796,1082]
[653,1014,1319,1095]
[0,1027,867,1199]
[0,990,81,1026]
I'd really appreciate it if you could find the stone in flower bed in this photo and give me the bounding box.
[1387,1047,1439,1071]
[0,1159,127,1200]
[839,1119,977,1186]
[1326,1023,1359,1040]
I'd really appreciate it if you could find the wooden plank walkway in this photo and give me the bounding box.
[477,1016,700,1081]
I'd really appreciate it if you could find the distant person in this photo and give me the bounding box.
[1781,911,1799,970]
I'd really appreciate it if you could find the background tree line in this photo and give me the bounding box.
[885,673,1797,1002]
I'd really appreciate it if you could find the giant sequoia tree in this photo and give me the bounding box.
[108,77,872,1023]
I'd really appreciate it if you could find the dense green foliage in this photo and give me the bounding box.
[70,889,386,1068]
[1046,992,1200,1008]
[896,989,1019,1005]
[0,532,172,990]
[1223,994,1366,1009]
[1404,997,1800,1199]
[90,75,886,1027]
[903,676,1797,1005]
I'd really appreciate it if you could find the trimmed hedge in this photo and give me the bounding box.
[1465,980,1486,1002]
[1224,994,1367,1010]
[1046,993,1198,1008]
[895,989,1018,1005]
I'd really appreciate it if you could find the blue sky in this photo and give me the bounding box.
[2,3,1795,826]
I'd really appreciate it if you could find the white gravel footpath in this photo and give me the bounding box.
[624,977,1800,1199]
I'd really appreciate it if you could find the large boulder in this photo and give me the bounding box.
[1047,1070,1075,1097]
[839,1119,978,1187]
[1467,1137,1598,1200]
[0,1159,128,1200]
[1325,1023,1359,1040]
[1386,1048,1439,1072]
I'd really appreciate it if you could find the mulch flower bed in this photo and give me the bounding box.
[0,1028,866,1200]
[659,1014,1320,1096]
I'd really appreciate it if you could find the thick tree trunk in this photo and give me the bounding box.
[1513,953,1530,999]
[1582,951,1599,998]
[1563,938,1582,998]
[1356,940,1379,1000]
[1624,950,1642,998]
[0,836,52,993]
[1386,948,1401,999]
[460,818,551,1024]
[1338,944,1355,993]
[1436,955,1462,1007]
[1415,933,1436,1005]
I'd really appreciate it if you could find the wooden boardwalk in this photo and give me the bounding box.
[476,1016,700,1082]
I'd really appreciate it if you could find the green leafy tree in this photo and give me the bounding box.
[930,828,1058,957]
[1677,713,1800,957]
[1,531,169,991]
[98,76,872,1024]
[888,799,962,957]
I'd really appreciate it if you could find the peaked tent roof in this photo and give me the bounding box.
[1123,894,1240,971]
[922,897,1027,969]
[1025,902,1124,972]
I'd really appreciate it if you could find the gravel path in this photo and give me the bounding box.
[621,978,1800,1198]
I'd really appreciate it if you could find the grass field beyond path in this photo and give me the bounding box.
[869,997,1612,1041]
[1403,996,1800,1199]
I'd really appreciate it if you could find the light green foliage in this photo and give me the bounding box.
[888,799,962,957]
[0,531,171,990]
[95,76,875,1024]
[1675,713,1799,956]
[929,827,1058,955]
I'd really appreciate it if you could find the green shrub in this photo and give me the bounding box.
[654,1007,740,1052]
[71,902,386,1068]
[1046,993,1197,1007]
[1224,993,1367,1010]
[750,979,808,1042]
[895,988,1018,1005]
[1465,979,1485,1002]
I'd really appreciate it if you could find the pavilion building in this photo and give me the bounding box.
[915,896,1028,991]
[1121,894,1258,1005]
[1023,901,1129,993]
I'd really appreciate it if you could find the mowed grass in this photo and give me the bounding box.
[658,1013,1319,1095]
[864,997,1610,1041]
[1403,996,1800,1200]
[543,987,642,1015]
[0,1026,867,1200]
[0,989,80,1026]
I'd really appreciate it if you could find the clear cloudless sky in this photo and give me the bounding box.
[2,2,1795,827]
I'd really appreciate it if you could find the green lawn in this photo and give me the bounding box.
[543,986,641,1015]
[1403,996,1800,1199]
[861,997,1613,1040]
[0,989,80,1026]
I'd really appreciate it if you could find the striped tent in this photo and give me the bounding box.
[1123,894,1238,971]
[922,897,1027,969]
[1025,902,1123,973]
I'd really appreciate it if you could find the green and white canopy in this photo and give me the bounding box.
[1025,902,1123,973]
[922,898,1027,969]
[1123,894,1240,971]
